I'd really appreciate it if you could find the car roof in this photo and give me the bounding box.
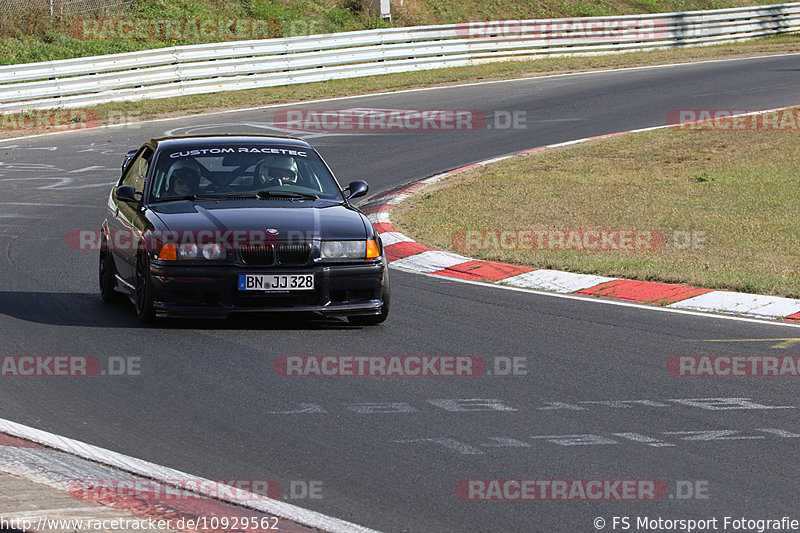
[149,134,313,150]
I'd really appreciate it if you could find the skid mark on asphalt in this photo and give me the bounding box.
[3,236,17,269]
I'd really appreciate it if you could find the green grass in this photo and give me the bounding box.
[392,109,800,298]
[0,0,792,64]
[0,0,391,65]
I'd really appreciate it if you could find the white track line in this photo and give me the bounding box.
[0,418,382,533]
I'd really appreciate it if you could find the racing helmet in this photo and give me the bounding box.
[166,158,203,195]
[171,167,201,195]
[258,155,298,185]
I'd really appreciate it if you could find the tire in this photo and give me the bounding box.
[348,273,390,326]
[99,240,120,303]
[134,251,156,323]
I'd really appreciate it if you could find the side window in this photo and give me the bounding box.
[121,147,153,191]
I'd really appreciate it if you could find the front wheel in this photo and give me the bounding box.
[134,251,156,323]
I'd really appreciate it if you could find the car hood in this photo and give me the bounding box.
[148,202,367,240]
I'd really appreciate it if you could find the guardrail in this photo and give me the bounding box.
[0,3,798,112]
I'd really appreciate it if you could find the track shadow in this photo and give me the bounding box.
[0,291,358,330]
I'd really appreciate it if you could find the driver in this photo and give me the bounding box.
[257,156,298,186]
[169,167,202,196]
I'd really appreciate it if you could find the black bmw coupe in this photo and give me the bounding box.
[100,134,389,325]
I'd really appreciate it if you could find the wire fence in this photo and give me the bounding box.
[0,0,132,16]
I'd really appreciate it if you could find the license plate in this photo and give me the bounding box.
[238,274,315,291]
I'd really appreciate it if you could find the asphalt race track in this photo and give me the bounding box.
[2,54,800,532]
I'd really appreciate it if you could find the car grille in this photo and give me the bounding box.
[277,243,311,265]
[238,243,312,265]
[239,245,275,265]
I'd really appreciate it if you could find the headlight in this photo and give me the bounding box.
[178,243,198,260]
[157,242,226,261]
[201,243,225,260]
[321,240,366,260]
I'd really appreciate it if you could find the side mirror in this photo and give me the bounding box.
[115,185,139,203]
[345,180,369,200]
[121,149,138,173]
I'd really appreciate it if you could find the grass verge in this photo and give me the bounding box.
[2,34,800,140]
[392,108,800,298]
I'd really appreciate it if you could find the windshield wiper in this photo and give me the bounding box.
[221,192,260,199]
[256,190,319,201]
[153,194,220,202]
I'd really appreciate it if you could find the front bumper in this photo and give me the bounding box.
[148,261,386,319]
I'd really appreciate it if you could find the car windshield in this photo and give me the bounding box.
[149,144,344,202]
